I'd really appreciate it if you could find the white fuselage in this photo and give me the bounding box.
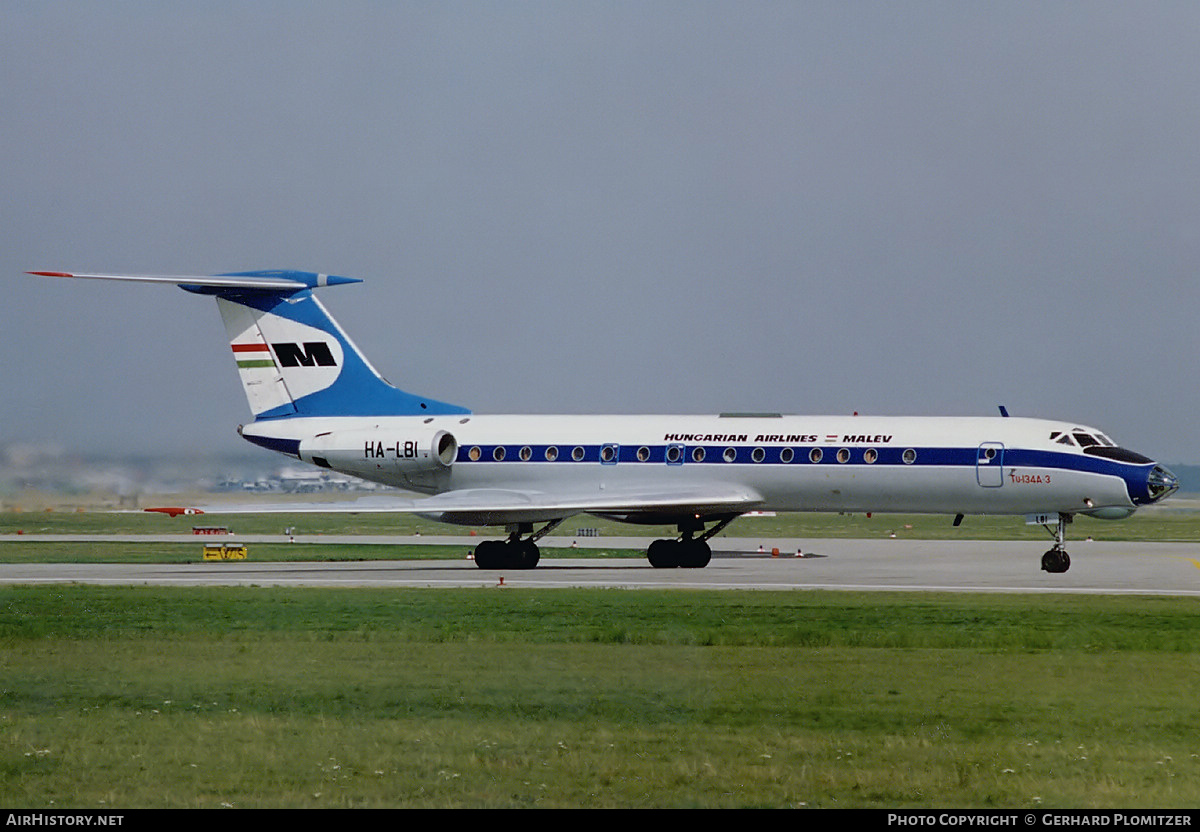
[242,413,1154,521]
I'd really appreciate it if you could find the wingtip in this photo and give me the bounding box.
[27,271,74,277]
[145,506,204,517]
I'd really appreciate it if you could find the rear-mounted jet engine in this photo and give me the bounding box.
[299,428,457,492]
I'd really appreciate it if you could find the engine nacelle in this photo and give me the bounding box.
[298,427,457,490]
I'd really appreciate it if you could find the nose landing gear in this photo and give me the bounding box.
[1041,547,1071,573]
[1040,513,1073,573]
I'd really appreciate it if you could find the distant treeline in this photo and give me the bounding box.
[1167,464,1199,494]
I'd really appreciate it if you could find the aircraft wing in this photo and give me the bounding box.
[148,483,765,526]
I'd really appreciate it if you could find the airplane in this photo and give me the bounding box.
[30,269,1179,573]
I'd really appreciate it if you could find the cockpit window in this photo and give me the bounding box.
[1056,428,1118,450]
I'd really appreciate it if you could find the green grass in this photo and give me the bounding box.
[2,507,1199,807]
[2,587,1199,808]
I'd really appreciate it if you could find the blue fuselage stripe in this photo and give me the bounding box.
[454,444,1154,502]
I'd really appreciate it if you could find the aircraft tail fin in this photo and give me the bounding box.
[30,270,470,420]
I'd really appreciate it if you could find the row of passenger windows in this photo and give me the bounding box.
[465,445,920,464]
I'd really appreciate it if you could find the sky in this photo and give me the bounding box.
[4,2,1199,464]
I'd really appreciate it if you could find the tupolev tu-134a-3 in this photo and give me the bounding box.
[30,270,1179,573]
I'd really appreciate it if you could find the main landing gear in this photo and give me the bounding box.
[647,516,737,569]
[473,514,736,571]
[473,520,562,570]
[1040,513,1073,574]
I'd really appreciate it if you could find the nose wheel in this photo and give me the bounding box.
[1041,546,1071,573]
[1039,513,1073,573]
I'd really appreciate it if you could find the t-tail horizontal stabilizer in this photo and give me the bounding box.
[28,269,361,292]
[29,269,470,420]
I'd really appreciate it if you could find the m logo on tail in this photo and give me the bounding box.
[273,341,338,368]
[218,299,347,417]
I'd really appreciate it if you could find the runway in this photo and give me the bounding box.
[3,536,1200,594]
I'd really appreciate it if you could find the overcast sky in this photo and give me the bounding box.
[4,2,1199,464]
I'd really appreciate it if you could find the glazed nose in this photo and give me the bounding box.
[1147,465,1179,502]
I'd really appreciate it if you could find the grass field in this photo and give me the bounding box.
[2,587,1200,809]
[1,506,1198,808]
